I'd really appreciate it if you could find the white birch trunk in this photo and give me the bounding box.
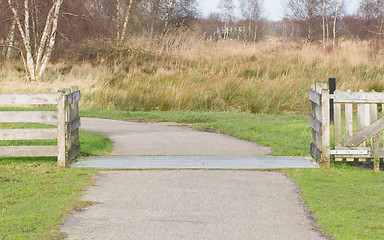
[2,20,16,60]
[38,0,63,80]
[116,0,121,40]
[120,0,134,41]
[322,0,326,48]
[36,5,55,71]
[333,0,340,52]
[162,0,175,37]
[8,0,63,81]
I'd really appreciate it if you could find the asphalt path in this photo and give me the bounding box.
[79,117,274,156]
[61,171,326,240]
[60,118,325,239]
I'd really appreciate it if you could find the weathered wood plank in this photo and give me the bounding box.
[309,115,321,134]
[344,96,354,162]
[311,102,322,122]
[315,82,327,94]
[331,149,369,155]
[357,102,369,147]
[345,102,353,140]
[57,91,66,167]
[334,102,342,146]
[67,117,81,133]
[331,91,384,103]
[67,143,81,161]
[70,87,80,147]
[370,101,380,172]
[370,103,377,147]
[321,88,330,168]
[0,111,57,123]
[0,146,57,157]
[309,89,321,105]
[67,90,80,105]
[341,117,384,147]
[0,93,58,105]
[310,142,321,162]
[332,147,384,159]
[0,129,57,140]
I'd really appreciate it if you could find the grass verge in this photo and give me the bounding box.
[285,164,384,239]
[0,123,112,239]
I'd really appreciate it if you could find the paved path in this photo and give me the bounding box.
[61,171,326,240]
[80,118,273,156]
[60,118,325,239]
[76,118,317,169]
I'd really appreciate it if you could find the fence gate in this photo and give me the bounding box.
[0,87,81,167]
[310,82,384,172]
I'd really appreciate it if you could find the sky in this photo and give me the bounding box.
[197,0,361,21]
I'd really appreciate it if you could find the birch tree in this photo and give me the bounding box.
[149,0,163,36]
[162,0,176,36]
[116,0,134,42]
[285,0,321,41]
[240,0,262,42]
[218,0,235,40]
[359,0,384,36]
[8,0,63,81]
[332,0,341,51]
[1,20,16,60]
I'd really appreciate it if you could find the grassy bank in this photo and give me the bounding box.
[1,38,384,114]
[286,164,384,239]
[0,124,112,239]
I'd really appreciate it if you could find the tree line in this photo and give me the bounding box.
[0,0,383,80]
[275,0,384,50]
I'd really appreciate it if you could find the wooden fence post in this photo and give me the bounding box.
[370,97,380,172]
[57,90,67,167]
[321,87,330,168]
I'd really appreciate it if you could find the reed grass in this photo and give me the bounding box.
[1,36,384,114]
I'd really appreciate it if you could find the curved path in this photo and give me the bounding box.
[80,118,273,156]
[60,118,325,239]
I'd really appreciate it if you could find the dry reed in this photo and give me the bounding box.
[1,35,384,113]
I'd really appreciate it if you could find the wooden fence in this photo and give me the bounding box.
[0,87,81,167]
[310,82,384,172]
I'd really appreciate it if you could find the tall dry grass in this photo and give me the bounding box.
[1,34,384,114]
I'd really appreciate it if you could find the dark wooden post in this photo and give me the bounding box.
[329,78,336,124]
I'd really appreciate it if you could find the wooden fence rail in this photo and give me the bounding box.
[0,87,81,167]
[310,82,384,172]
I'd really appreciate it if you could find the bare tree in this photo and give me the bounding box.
[1,20,16,60]
[116,0,135,42]
[162,0,176,36]
[359,0,384,35]
[240,0,262,42]
[285,0,321,41]
[332,0,341,51]
[8,0,63,81]
[218,0,235,40]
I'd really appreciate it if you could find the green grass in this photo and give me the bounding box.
[285,164,384,239]
[80,109,310,156]
[0,123,112,239]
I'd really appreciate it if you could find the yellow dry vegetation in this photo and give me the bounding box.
[1,35,384,113]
